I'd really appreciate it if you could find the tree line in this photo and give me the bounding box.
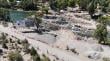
[49,0,110,17]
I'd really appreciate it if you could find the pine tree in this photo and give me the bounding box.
[94,16,108,44]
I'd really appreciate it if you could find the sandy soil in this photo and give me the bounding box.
[0,25,84,61]
[0,11,110,61]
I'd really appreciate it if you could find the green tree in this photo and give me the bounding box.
[0,8,10,21]
[87,0,97,17]
[49,0,57,11]
[0,8,5,19]
[78,0,91,10]
[94,16,108,44]
[0,0,10,8]
[43,6,49,15]
[9,0,16,2]
[20,0,38,10]
[34,15,42,31]
[99,0,110,13]
[49,0,68,12]
[56,0,68,12]
[68,0,76,8]
[9,0,16,8]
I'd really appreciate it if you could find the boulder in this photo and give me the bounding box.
[87,51,101,60]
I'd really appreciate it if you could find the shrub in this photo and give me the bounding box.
[1,33,6,41]
[2,21,8,27]
[8,51,23,61]
[42,54,50,61]
[3,39,8,43]
[22,39,30,53]
[32,55,41,61]
[30,47,37,56]
[103,57,110,61]
[2,43,8,49]
[0,49,3,55]
[23,44,30,53]
[17,39,21,44]
[22,39,28,44]
[94,16,108,44]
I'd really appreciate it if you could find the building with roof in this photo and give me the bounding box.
[7,10,34,22]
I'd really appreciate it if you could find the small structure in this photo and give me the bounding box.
[5,10,35,27]
[7,10,35,22]
[15,18,35,28]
